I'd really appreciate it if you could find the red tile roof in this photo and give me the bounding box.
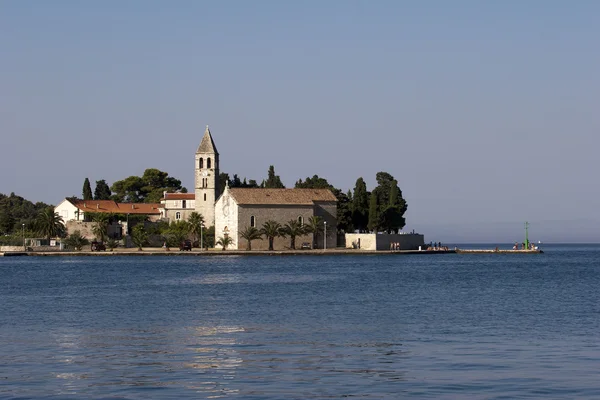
[162,193,195,200]
[70,199,161,215]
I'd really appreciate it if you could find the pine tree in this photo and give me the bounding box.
[82,178,93,200]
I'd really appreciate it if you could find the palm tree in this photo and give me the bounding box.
[131,224,148,251]
[91,213,110,242]
[260,220,282,251]
[239,226,262,250]
[64,230,89,251]
[35,208,65,241]
[306,216,323,249]
[282,219,306,250]
[216,236,234,250]
[187,212,204,244]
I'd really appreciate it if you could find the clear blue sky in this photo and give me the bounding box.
[1,1,599,242]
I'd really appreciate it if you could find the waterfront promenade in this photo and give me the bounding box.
[1,247,543,256]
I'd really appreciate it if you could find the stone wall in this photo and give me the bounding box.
[235,204,315,250]
[345,233,425,251]
[0,246,24,252]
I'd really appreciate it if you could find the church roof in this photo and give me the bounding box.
[69,199,162,215]
[196,125,218,154]
[228,188,337,205]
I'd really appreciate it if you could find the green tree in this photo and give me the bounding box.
[82,178,93,200]
[260,220,282,251]
[64,230,89,251]
[203,225,215,249]
[0,202,15,234]
[111,168,184,203]
[187,212,204,244]
[371,173,408,233]
[281,219,306,250]
[0,192,51,233]
[216,236,234,250]
[352,177,369,232]
[262,165,285,188]
[295,175,330,189]
[239,226,262,250]
[94,179,112,200]
[367,192,379,232]
[306,216,323,249]
[91,213,110,242]
[163,226,188,249]
[105,238,119,250]
[333,188,353,233]
[35,208,65,241]
[111,176,144,202]
[141,168,183,203]
[131,224,148,250]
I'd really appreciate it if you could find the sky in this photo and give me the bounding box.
[1,1,599,242]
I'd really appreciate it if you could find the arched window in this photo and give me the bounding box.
[182,200,186,209]
[250,216,256,227]
[207,157,212,169]
[204,193,207,201]
[298,216,303,226]
[199,158,204,169]
[176,212,181,220]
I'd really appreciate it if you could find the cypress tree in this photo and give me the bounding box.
[367,192,379,233]
[94,180,112,200]
[82,178,93,200]
[352,178,369,232]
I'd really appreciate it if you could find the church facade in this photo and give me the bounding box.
[160,126,338,250]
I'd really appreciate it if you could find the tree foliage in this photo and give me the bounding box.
[0,192,51,234]
[91,213,110,242]
[260,220,282,251]
[239,226,262,250]
[187,212,204,244]
[367,191,379,233]
[111,168,184,203]
[306,216,323,249]
[131,224,148,250]
[35,208,65,240]
[262,165,285,188]
[352,178,369,233]
[281,220,306,250]
[368,173,408,233]
[94,180,112,200]
[216,236,234,250]
[82,178,93,200]
[64,230,89,251]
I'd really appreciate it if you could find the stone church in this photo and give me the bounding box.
[160,126,337,250]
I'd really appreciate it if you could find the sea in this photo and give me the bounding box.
[1,244,599,399]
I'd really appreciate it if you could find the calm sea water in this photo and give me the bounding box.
[1,244,599,399]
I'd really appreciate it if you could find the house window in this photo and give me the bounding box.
[207,157,212,169]
[204,193,207,201]
[250,216,255,227]
[298,216,303,226]
[176,212,181,220]
[199,158,203,168]
[182,200,186,209]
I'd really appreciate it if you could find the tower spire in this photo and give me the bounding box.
[197,124,218,154]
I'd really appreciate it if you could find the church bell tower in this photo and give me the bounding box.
[195,125,219,226]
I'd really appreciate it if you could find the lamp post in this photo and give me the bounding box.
[324,221,327,250]
[200,222,204,251]
[22,223,25,251]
